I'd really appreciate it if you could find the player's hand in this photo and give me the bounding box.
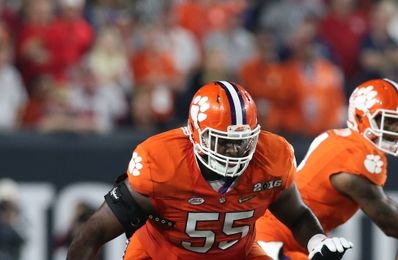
[307,234,353,260]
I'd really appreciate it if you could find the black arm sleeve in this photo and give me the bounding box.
[104,181,149,237]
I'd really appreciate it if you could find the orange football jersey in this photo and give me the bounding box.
[124,127,296,260]
[256,128,387,256]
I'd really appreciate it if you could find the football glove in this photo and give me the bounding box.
[307,234,353,260]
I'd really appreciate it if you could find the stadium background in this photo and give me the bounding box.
[1,0,398,259]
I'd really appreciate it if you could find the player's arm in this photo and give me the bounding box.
[66,201,123,259]
[268,182,352,259]
[268,182,324,247]
[67,178,152,260]
[331,172,398,238]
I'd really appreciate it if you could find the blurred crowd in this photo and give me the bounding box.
[1,0,398,137]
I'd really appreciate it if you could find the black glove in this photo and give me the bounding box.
[308,234,353,260]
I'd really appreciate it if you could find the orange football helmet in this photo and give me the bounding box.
[347,78,398,156]
[187,81,261,177]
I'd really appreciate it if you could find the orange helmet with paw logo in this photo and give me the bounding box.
[347,78,398,156]
[187,81,261,177]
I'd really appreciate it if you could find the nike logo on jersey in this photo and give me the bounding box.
[253,179,282,192]
[238,194,256,203]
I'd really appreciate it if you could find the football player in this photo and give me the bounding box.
[256,78,398,260]
[67,81,352,260]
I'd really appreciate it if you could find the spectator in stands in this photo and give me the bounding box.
[21,74,53,129]
[0,18,10,49]
[17,0,58,94]
[52,0,93,75]
[0,21,27,131]
[159,3,201,82]
[157,2,201,124]
[84,0,134,31]
[21,74,76,133]
[203,5,255,80]
[0,0,20,42]
[113,10,136,57]
[17,0,93,93]
[358,0,398,82]
[239,27,292,133]
[258,0,325,58]
[129,23,183,130]
[387,0,398,44]
[195,44,228,85]
[68,59,129,133]
[319,0,368,96]
[282,15,346,137]
[86,25,132,94]
[36,83,75,133]
[173,0,216,43]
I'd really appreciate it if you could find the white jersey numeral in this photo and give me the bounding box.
[182,210,255,253]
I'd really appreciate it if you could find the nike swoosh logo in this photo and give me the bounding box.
[238,194,256,203]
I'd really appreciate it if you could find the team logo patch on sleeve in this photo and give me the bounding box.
[364,154,383,174]
[128,152,143,176]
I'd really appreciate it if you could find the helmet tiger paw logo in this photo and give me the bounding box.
[128,152,143,176]
[364,154,383,174]
[351,86,378,112]
[190,96,210,129]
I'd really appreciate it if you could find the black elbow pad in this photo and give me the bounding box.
[104,181,149,237]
